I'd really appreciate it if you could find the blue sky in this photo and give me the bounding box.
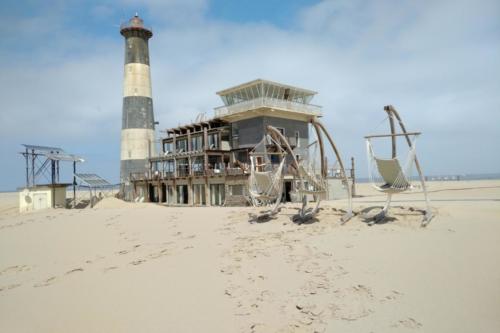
[0,0,499,191]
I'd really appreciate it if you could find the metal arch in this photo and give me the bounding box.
[266,123,353,224]
[382,105,433,225]
[313,120,354,223]
[248,131,288,222]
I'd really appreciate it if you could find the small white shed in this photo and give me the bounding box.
[19,184,69,213]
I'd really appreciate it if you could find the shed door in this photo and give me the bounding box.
[33,193,48,210]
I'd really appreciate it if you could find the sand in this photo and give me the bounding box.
[0,180,499,332]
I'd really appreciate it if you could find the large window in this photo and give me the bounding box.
[210,184,225,206]
[165,160,175,175]
[191,135,203,151]
[275,127,285,135]
[164,141,173,154]
[177,158,189,177]
[176,139,187,153]
[177,185,188,204]
[193,184,206,205]
[208,133,219,149]
[192,157,204,175]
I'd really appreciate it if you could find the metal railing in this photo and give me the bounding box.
[226,168,245,176]
[214,97,322,118]
[177,165,190,177]
[120,22,153,33]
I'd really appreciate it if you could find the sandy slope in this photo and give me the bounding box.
[0,181,499,332]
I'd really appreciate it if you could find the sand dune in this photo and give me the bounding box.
[0,180,499,332]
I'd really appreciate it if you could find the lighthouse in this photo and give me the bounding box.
[119,14,156,200]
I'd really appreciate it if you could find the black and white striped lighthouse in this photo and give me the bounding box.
[120,14,156,199]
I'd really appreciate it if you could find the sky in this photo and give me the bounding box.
[0,0,499,191]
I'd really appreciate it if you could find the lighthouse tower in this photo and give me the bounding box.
[119,14,156,200]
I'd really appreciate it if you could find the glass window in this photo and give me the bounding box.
[263,83,271,98]
[164,142,173,153]
[208,133,219,149]
[166,160,175,172]
[270,154,280,164]
[275,127,285,135]
[191,135,203,151]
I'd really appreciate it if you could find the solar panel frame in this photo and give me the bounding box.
[45,153,85,162]
[22,144,65,153]
[74,173,112,187]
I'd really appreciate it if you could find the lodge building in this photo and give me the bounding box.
[130,79,328,205]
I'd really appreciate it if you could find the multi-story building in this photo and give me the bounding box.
[130,79,324,205]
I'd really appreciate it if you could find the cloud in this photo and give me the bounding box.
[0,0,499,190]
[119,0,208,24]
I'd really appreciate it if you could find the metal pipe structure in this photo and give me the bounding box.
[313,120,353,223]
[266,123,353,223]
[364,132,421,139]
[383,105,433,224]
[351,157,356,197]
[25,148,29,187]
[31,149,35,187]
[73,161,76,208]
[386,108,397,158]
[120,14,156,201]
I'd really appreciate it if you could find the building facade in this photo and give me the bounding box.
[130,79,324,205]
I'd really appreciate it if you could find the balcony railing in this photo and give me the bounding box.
[205,169,225,177]
[130,172,149,181]
[164,171,175,179]
[214,97,322,118]
[177,165,190,177]
[226,168,245,176]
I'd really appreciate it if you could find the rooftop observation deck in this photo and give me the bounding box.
[213,79,322,120]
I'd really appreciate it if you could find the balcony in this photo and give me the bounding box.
[214,97,322,118]
[164,171,175,179]
[177,165,190,177]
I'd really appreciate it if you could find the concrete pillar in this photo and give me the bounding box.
[120,14,156,200]
[173,133,176,154]
[188,179,193,206]
[206,179,211,206]
[203,127,208,150]
[172,180,177,205]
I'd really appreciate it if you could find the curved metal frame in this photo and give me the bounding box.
[247,134,287,222]
[266,121,353,223]
[314,121,354,223]
[369,105,433,226]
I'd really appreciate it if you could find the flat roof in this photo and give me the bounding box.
[216,79,317,97]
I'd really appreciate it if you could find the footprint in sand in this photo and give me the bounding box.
[116,244,143,256]
[392,317,423,329]
[380,290,403,303]
[34,276,57,288]
[66,268,84,275]
[331,284,375,321]
[0,265,31,276]
[103,266,118,272]
[148,248,170,259]
[130,259,146,266]
[0,283,22,292]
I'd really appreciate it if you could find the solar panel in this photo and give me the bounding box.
[46,153,85,162]
[75,173,111,187]
[22,144,64,153]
